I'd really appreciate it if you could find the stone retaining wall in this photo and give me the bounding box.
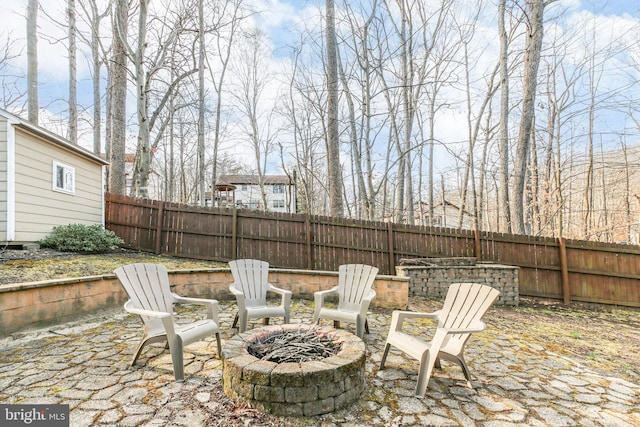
[222,325,365,417]
[396,261,519,305]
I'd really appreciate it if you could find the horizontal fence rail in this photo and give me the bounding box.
[105,193,640,308]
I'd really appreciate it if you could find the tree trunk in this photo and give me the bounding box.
[197,0,206,206]
[132,0,150,198]
[497,0,511,232]
[108,0,128,195]
[512,0,545,234]
[27,0,38,124]
[87,0,104,154]
[326,0,343,217]
[67,0,77,144]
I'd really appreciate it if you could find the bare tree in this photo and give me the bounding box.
[108,0,128,195]
[231,29,276,211]
[497,0,511,232]
[27,0,38,123]
[511,0,554,234]
[128,1,196,198]
[326,0,343,217]
[205,0,246,206]
[197,0,206,206]
[77,0,110,154]
[67,0,77,144]
[0,32,25,109]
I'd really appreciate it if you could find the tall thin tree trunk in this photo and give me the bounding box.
[326,0,343,217]
[68,0,77,144]
[132,0,150,198]
[89,1,102,154]
[512,0,545,234]
[108,0,128,195]
[197,0,206,206]
[27,0,38,124]
[497,0,511,232]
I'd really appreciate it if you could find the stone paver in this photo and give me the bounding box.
[1,300,639,426]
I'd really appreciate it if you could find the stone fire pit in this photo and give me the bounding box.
[222,324,366,417]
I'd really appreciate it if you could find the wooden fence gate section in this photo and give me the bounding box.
[105,193,640,308]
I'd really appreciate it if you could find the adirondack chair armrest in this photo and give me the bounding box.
[315,285,339,300]
[124,301,173,320]
[229,283,247,312]
[172,294,220,323]
[266,284,292,305]
[363,289,376,303]
[359,289,376,315]
[229,284,245,299]
[390,310,441,332]
[314,285,339,319]
[442,320,486,335]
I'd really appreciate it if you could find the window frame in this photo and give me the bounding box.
[273,184,285,194]
[52,161,76,195]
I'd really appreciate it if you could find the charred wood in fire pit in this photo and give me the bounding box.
[246,326,343,363]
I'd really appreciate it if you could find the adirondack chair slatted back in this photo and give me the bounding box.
[115,263,174,331]
[337,264,379,311]
[439,282,500,351]
[229,259,270,305]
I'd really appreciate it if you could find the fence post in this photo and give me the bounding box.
[387,221,395,275]
[474,229,482,261]
[305,214,313,270]
[231,208,238,260]
[154,201,165,254]
[558,237,571,304]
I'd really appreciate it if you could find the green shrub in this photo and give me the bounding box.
[39,224,124,253]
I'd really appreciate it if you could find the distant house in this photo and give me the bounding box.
[214,174,297,213]
[0,109,109,246]
[415,200,474,229]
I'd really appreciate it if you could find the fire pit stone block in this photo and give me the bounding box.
[222,324,366,417]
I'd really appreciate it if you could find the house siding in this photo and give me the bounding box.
[13,128,104,242]
[0,117,8,241]
[231,184,296,212]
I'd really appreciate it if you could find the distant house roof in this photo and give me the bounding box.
[417,199,473,216]
[216,175,294,187]
[0,108,109,166]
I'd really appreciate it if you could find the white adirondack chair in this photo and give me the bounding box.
[114,263,222,382]
[229,259,292,333]
[313,264,379,338]
[380,282,500,397]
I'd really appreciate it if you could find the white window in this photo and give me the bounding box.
[53,161,75,195]
[241,184,248,191]
[273,184,285,194]
[273,199,285,209]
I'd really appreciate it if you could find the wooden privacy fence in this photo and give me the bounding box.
[105,193,640,308]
